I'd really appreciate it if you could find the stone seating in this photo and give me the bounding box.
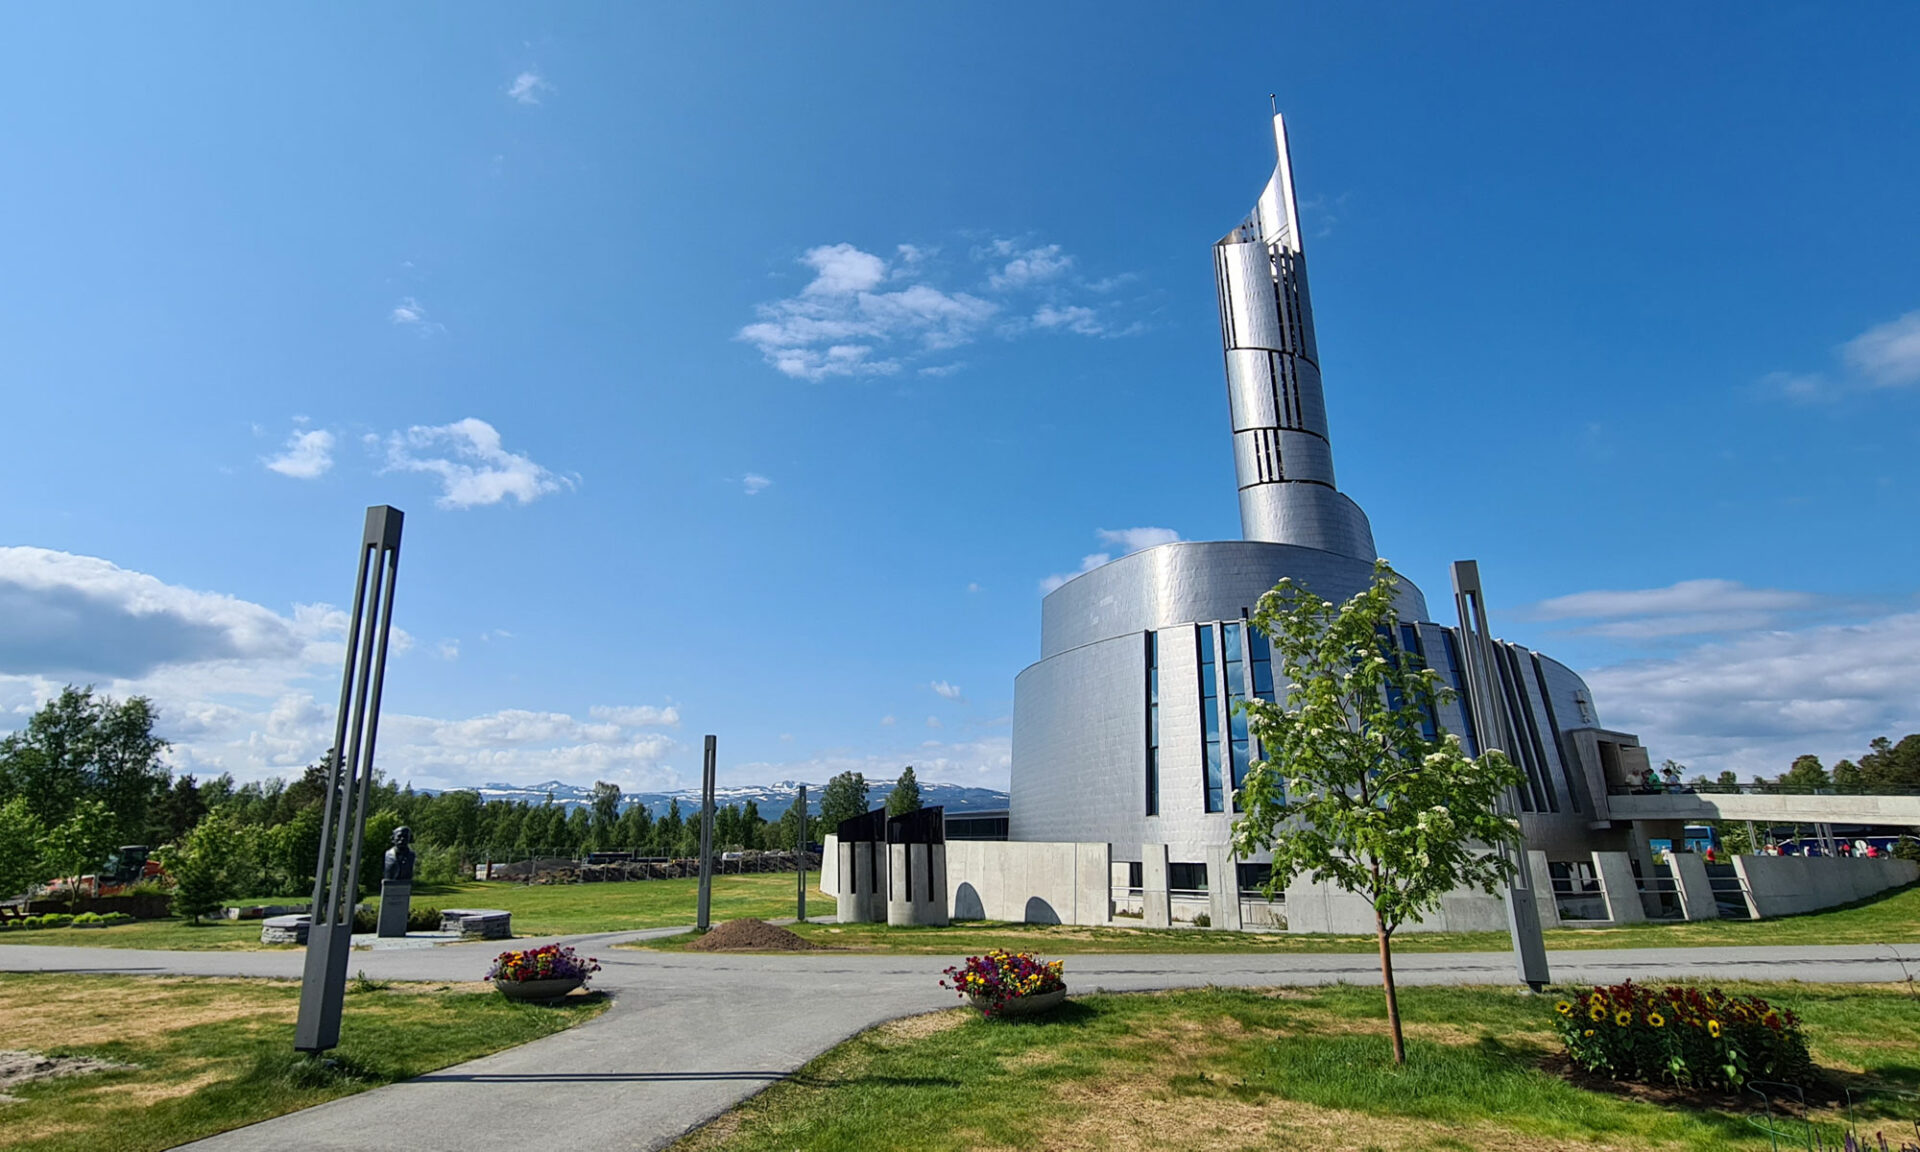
[440,908,511,940]
[260,914,310,944]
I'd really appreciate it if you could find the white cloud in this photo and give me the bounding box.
[1771,308,1920,399]
[390,297,443,334]
[1528,579,1819,638]
[731,736,1013,790]
[1583,609,1920,778]
[436,639,460,661]
[741,473,772,496]
[1842,310,1920,387]
[264,429,335,479]
[739,237,1129,381]
[506,71,549,105]
[879,714,896,726]
[588,704,682,728]
[988,243,1072,291]
[966,582,981,593]
[1041,527,1182,593]
[930,680,963,700]
[1033,304,1104,336]
[925,715,942,729]
[382,418,572,509]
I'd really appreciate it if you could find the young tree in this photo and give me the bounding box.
[818,771,872,832]
[0,797,50,901]
[1230,561,1524,1065]
[740,799,765,850]
[0,685,172,840]
[156,774,207,843]
[885,766,924,816]
[164,810,246,923]
[590,781,623,847]
[41,798,118,910]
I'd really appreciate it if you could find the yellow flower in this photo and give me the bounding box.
[1555,1001,1573,1016]
[1583,1029,1595,1038]
[1615,1011,1632,1027]
[1590,1006,1605,1021]
[1708,1019,1722,1038]
[1648,1013,1665,1028]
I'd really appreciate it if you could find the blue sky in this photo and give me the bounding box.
[3,3,1917,792]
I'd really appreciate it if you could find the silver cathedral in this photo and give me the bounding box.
[1009,114,1653,890]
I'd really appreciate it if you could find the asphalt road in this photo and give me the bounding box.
[4,934,1914,1151]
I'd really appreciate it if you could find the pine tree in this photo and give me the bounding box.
[886,766,923,816]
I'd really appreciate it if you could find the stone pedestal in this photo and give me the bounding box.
[377,880,411,938]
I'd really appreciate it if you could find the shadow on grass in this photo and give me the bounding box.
[965,1000,1099,1027]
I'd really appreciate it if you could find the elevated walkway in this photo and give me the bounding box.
[1606,791,1920,829]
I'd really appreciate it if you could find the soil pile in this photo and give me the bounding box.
[0,1050,131,1102]
[686,918,824,952]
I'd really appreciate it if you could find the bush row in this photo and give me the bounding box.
[0,911,135,930]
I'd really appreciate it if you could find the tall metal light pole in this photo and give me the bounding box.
[794,783,808,922]
[296,506,404,1053]
[696,735,716,933]
[1451,560,1551,991]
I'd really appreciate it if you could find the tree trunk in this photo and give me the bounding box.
[1375,906,1406,1064]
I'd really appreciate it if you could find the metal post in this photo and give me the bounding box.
[696,735,716,932]
[1451,560,1551,991]
[795,783,808,923]
[296,506,403,1053]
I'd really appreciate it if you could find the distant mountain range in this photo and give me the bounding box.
[425,777,1008,820]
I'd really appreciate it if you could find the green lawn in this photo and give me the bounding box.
[0,972,606,1152]
[672,982,1920,1152]
[10,876,1915,956]
[637,881,1920,955]
[0,873,812,950]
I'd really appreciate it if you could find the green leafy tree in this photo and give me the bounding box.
[659,800,684,857]
[1230,561,1525,1066]
[1715,770,1740,791]
[740,799,765,851]
[886,766,924,816]
[1859,735,1920,792]
[1831,759,1864,794]
[0,685,171,840]
[156,774,207,842]
[590,781,622,848]
[0,797,50,900]
[41,798,118,910]
[163,810,246,923]
[818,771,872,833]
[1779,754,1830,792]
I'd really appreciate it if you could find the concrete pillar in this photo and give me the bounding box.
[838,840,883,923]
[1591,851,1646,924]
[1142,843,1171,929]
[1206,844,1242,931]
[886,843,949,927]
[1667,851,1719,921]
[376,880,410,938]
[1074,843,1111,926]
[1526,851,1561,931]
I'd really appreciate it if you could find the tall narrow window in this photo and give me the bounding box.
[1441,629,1480,758]
[1249,626,1274,702]
[1223,621,1250,807]
[1145,631,1160,817]
[1199,625,1222,813]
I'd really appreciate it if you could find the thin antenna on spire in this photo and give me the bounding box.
[1269,93,1277,114]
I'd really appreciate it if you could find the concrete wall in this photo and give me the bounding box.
[1731,855,1918,918]
[1281,876,1512,935]
[947,840,1111,926]
[1607,791,1920,829]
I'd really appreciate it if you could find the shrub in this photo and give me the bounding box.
[1553,981,1812,1091]
[1894,836,1920,863]
[17,913,75,929]
[1191,912,1212,928]
[407,906,441,932]
[70,912,133,927]
[486,944,601,986]
[940,950,1065,1017]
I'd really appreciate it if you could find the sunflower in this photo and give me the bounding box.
[1582,1029,1595,1038]
[1708,1019,1722,1038]
[1556,1001,1573,1016]
[1615,1010,1633,1027]
[1647,1012,1666,1028]
[1590,1006,1606,1021]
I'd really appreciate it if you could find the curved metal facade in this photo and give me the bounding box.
[1214,114,1375,560]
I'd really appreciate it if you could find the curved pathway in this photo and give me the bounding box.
[3,934,1914,1151]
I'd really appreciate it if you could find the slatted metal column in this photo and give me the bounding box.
[295,505,404,1053]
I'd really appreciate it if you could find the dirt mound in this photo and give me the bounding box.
[0,1050,132,1102]
[686,918,824,952]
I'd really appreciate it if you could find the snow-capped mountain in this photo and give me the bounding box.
[432,777,1007,820]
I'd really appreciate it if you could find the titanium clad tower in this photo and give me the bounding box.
[1214,114,1376,561]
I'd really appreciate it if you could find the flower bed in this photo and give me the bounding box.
[1553,981,1812,1092]
[485,944,601,988]
[941,950,1065,1018]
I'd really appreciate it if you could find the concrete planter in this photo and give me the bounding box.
[495,977,583,1003]
[971,987,1067,1016]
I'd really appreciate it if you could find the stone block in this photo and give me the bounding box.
[261,914,310,944]
[440,908,511,940]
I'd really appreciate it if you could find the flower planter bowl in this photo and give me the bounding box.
[495,977,584,1003]
[971,987,1067,1016]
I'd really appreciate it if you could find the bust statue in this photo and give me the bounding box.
[383,826,416,883]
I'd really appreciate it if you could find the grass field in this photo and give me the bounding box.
[671,982,1920,1152]
[0,972,605,1152]
[8,876,1916,956]
[638,881,1920,955]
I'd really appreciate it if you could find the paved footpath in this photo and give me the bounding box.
[4,935,1915,1152]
